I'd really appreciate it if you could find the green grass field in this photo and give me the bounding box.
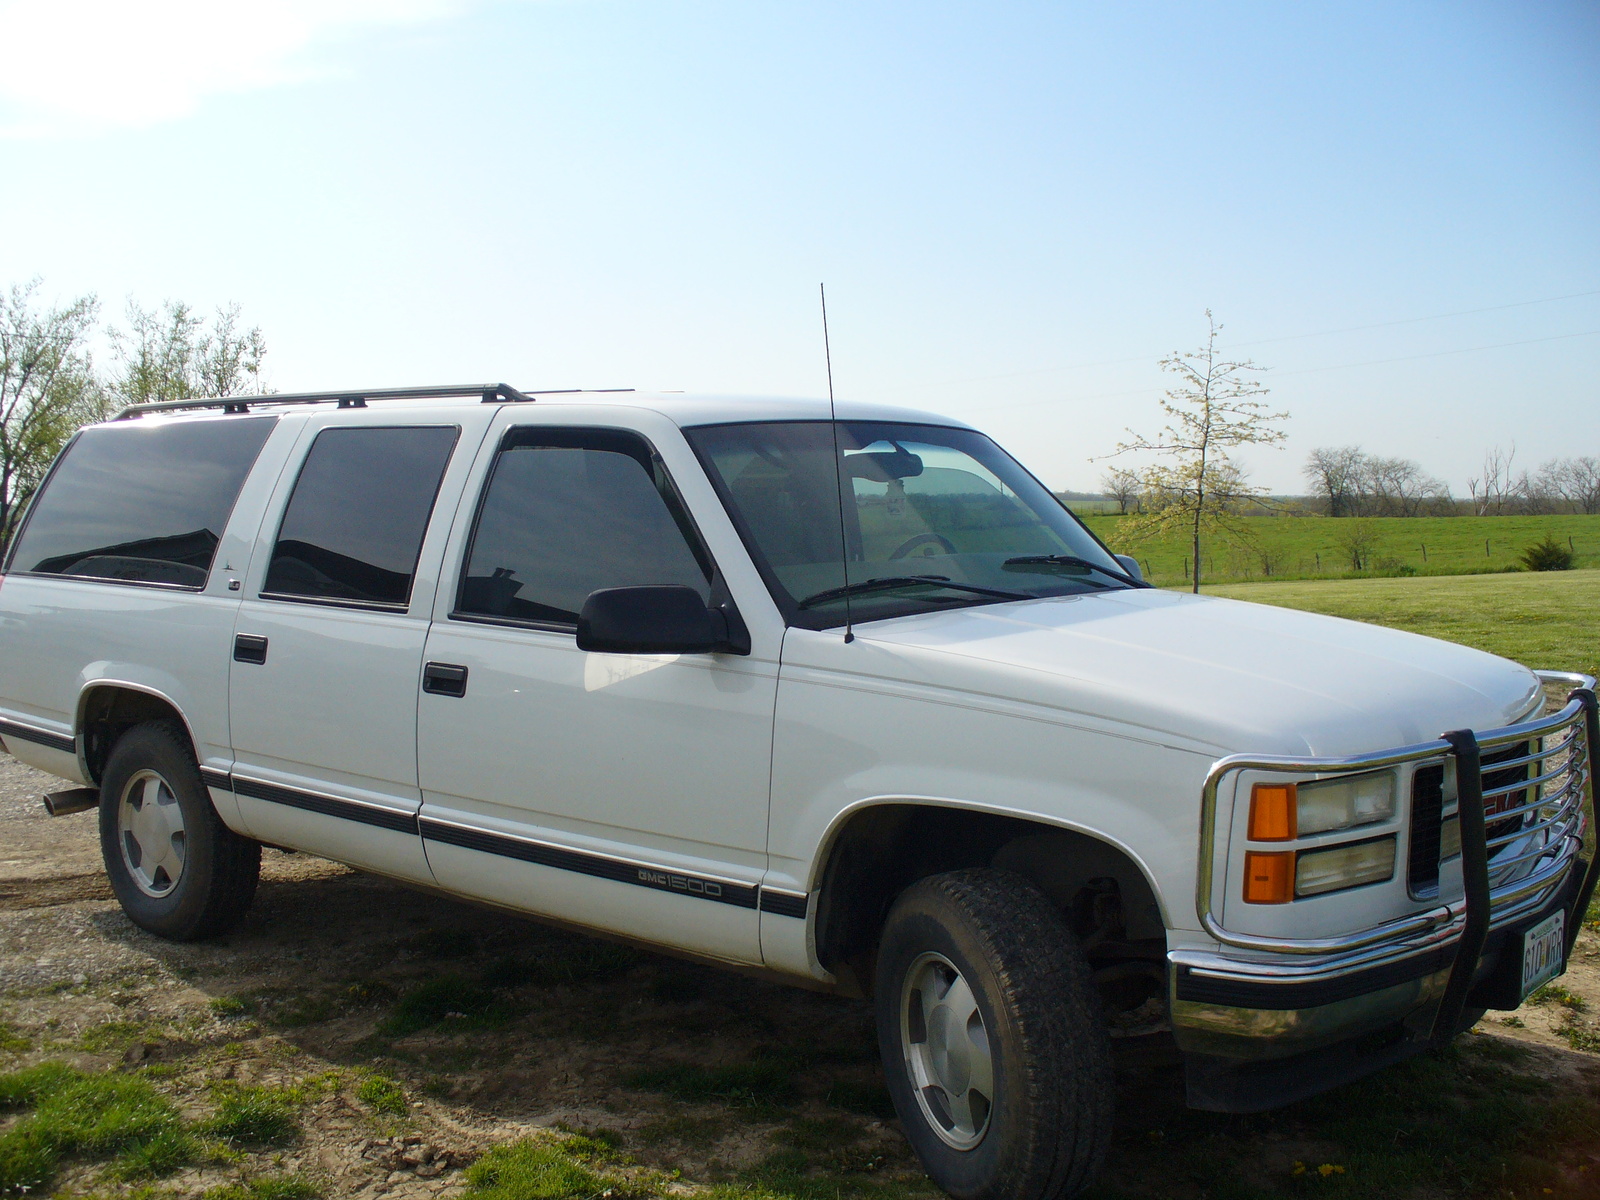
[1205,568,1600,681]
[1076,512,1600,588]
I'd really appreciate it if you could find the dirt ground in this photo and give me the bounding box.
[3,749,1598,1200]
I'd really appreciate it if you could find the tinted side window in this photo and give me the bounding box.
[6,417,276,588]
[263,426,458,608]
[457,429,710,627]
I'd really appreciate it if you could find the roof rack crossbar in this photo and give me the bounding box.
[115,383,532,420]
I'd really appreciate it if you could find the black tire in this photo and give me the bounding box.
[99,721,260,940]
[874,868,1113,1200]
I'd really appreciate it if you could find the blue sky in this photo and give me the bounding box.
[1,0,1595,493]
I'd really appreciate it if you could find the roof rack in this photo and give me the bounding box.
[115,382,530,419]
[113,382,583,420]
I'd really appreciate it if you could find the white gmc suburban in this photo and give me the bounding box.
[0,384,1593,1200]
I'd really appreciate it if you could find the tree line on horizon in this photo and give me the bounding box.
[1097,446,1599,519]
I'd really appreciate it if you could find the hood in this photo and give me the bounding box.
[849,589,1542,757]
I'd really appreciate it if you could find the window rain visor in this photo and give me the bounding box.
[687,420,1132,628]
[455,429,711,628]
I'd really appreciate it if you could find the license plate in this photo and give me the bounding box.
[1521,911,1566,999]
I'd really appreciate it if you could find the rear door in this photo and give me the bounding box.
[227,410,489,881]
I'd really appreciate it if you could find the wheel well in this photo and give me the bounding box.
[814,805,1168,1012]
[78,687,193,785]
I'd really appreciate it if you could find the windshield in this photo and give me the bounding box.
[686,420,1134,629]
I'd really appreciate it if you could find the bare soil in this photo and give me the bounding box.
[3,750,1598,1200]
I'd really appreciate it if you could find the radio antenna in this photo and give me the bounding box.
[821,283,853,644]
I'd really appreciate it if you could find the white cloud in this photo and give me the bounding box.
[0,0,473,137]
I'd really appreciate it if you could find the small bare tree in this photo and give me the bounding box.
[1467,445,1518,516]
[1105,312,1287,593]
[1334,518,1381,571]
[0,282,109,544]
[1099,466,1141,515]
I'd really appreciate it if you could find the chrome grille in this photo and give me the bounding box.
[1407,763,1445,896]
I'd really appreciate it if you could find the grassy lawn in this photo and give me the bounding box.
[1204,568,1600,681]
[1077,513,1600,588]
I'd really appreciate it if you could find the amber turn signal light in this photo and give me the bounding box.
[1249,783,1297,841]
[1243,850,1294,904]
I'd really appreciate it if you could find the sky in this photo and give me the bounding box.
[1,0,1595,494]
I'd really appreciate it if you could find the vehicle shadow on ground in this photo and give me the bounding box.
[88,857,949,1184]
[62,856,1600,1199]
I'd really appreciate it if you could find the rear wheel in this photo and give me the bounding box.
[875,869,1112,1200]
[99,721,259,940]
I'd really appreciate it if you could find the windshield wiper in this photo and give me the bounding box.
[797,575,1032,610]
[1002,554,1141,587]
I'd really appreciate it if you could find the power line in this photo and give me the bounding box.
[889,287,1600,393]
[1270,328,1600,377]
[980,328,1600,410]
[1231,289,1600,348]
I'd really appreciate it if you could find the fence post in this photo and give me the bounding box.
[1420,544,1427,562]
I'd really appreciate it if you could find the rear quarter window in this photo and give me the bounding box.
[5,416,277,589]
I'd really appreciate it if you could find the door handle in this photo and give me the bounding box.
[422,662,468,698]
[233,634,268,665]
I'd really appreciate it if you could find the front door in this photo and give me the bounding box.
[228,418,466,883]
[417,421,776,963]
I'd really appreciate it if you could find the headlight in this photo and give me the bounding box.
[1295,836,1396,897]
[1242,771,1402,903]
[1295,771,1397,835]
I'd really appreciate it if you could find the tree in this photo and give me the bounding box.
[110,300,267,407]
[0,281,108,545]
[1302,446,1365,516]
[1099,466,1141,514]
[1364,454,1450,517]
[1333,517,1380,571]
[1565,457,1600,515]
[1467,445,1518,516]
[1105,312,1287,593]
[1303,446,1451,517]
[1535,456,1600,515]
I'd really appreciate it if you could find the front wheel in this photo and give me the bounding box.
[99,721,260,941]
[875,869,1113,1200]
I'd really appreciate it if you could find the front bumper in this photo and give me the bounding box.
[1170,671,1599,1111]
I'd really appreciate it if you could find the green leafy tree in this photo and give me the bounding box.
[1105,312,1287,593]
[0,281,109,544]
[110,300,267,407]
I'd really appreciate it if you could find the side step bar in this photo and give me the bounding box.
[42,788,99,817]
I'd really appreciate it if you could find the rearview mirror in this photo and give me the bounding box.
[577,586,746,655]
[1113,555,1145,583]
[843,448,924,482]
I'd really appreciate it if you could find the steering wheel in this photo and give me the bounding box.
[889,533,957,560]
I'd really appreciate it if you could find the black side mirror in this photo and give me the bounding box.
[577,586,746,655]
